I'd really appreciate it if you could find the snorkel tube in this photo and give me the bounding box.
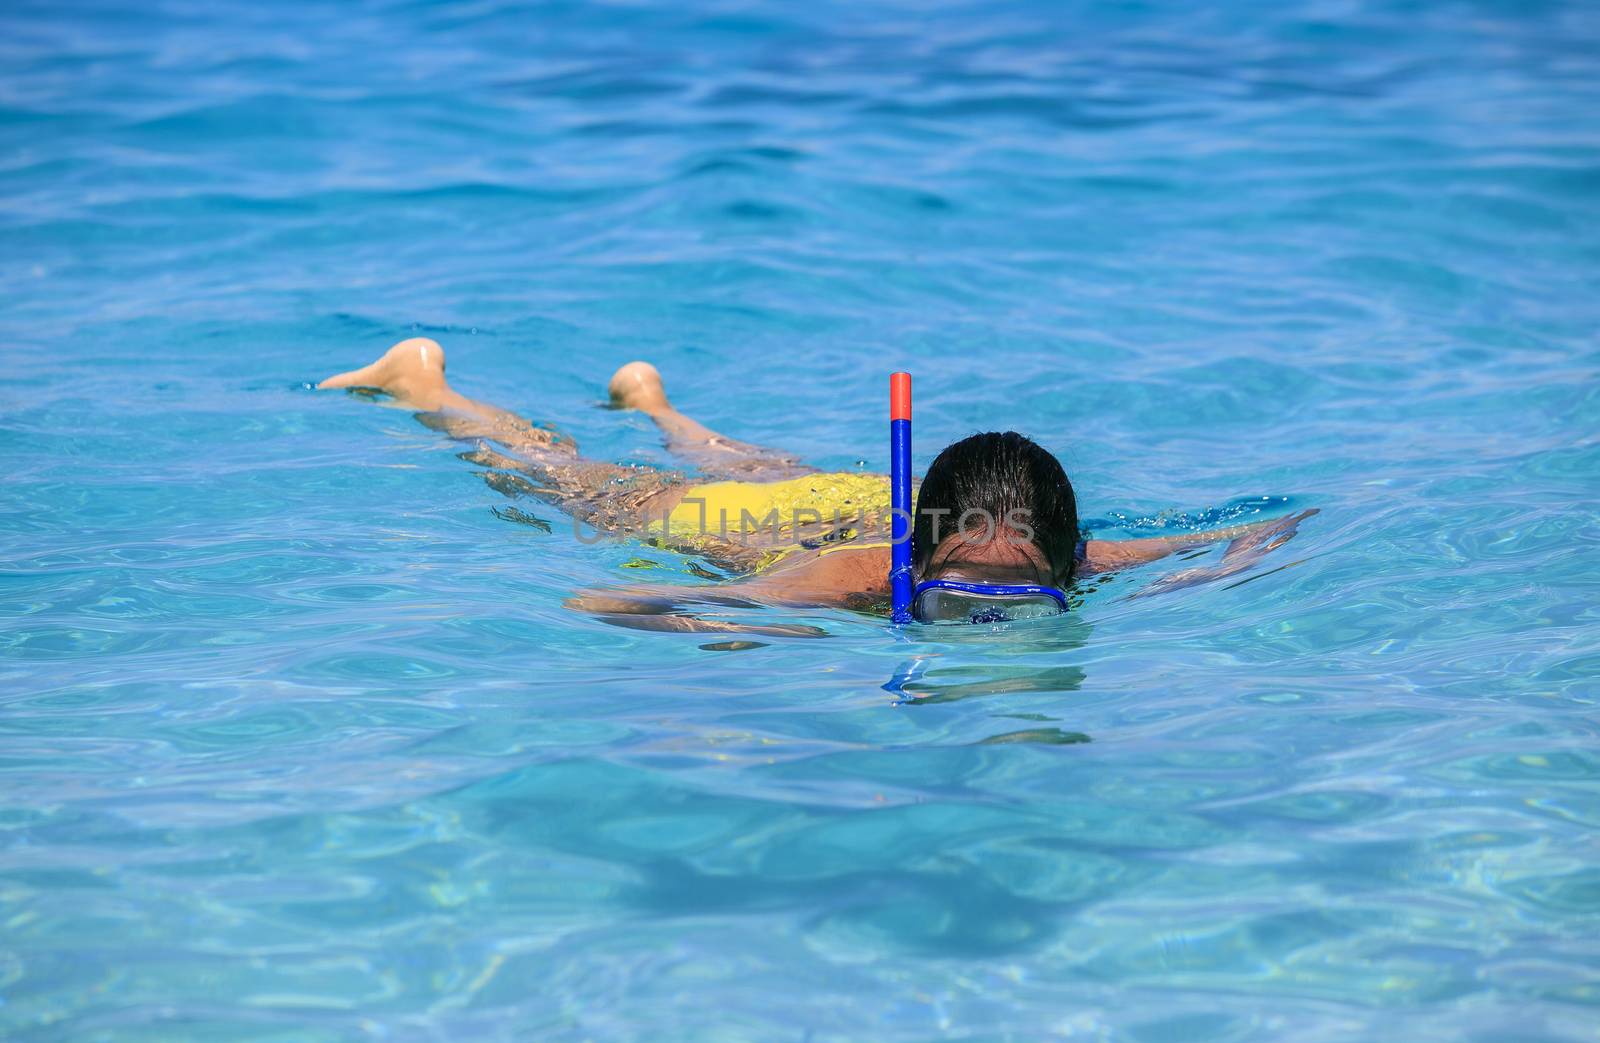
[890,372,914,623]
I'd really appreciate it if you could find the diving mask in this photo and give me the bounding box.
[911,580,1069,625]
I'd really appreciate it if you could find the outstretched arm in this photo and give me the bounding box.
[566,544,891,636]
[565,510,1319,627]
[566,587,831,638]
[1082,510,1318,578]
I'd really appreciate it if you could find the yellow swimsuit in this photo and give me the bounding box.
[650,472,892,571]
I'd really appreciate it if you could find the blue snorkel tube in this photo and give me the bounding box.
[889,372,915,624]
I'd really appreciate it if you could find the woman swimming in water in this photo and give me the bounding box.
[319,337,1315,634]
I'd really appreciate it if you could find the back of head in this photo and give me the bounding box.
[912,431,1079,582]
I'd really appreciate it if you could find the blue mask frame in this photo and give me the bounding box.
[911,579,1070,624]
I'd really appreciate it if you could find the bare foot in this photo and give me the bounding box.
[607,361,670,414]
[319,338,450,409]
[321,338,578,456]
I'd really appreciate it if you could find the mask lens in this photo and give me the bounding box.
[913,588,1065,625]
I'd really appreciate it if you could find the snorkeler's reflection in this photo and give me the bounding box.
[884,617,1091,707]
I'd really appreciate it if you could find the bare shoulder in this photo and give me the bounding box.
[746,544,892,607]
[1079,538,1165,576]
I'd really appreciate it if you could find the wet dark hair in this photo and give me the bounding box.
[911,431,1079,583]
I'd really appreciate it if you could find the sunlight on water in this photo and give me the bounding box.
[2,1,1598,1040]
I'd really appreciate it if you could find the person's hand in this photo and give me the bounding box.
[1132,509,1319,598]
[1221,508,1320,561]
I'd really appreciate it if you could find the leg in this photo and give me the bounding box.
[320,337,573,456]
[607,361,816,482]
[320,339,686,529]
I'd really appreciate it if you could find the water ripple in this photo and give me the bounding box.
[2,0,1599,1039]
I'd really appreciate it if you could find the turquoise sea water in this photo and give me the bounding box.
[4,1,1599,1039]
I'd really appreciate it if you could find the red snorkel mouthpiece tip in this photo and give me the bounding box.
[890,372,911,421]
